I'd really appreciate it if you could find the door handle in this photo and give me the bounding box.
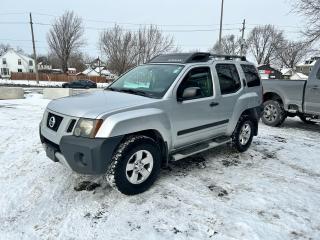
[210,102,219,107]
[311,85,319,90]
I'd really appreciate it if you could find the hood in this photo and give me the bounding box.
[47,90,158,118]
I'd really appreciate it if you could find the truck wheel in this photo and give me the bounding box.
[262,100,286,127]
[299,115,316,124]
[106,135,161,195]
[232,116,255,152]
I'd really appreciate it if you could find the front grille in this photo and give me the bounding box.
[47,112,63,131]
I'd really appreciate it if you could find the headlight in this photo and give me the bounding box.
[74,118,103,138]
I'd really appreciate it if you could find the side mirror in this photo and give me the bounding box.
[178,87,200,102]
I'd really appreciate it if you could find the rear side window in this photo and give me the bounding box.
[215,64,241,95]
[241,64,261,87]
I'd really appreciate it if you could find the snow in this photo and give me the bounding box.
[0,96,320,240]
[0,79,110,88]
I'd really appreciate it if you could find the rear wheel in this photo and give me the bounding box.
[262,100,286,127]
[232,116,255,152]
[106,135,161,195]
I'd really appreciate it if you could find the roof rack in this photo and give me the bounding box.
[209,54,246,61]
[148,52,246,64]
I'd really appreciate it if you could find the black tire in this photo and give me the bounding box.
[262,100,286,127]
[299,115,316,124]
[106,135,161,195]
[232,116,255,152]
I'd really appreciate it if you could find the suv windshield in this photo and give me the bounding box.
[107,64,184,98]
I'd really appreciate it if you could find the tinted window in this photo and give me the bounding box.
[177,67,213,99]
[216,64,241,95]
[241,64,261,87]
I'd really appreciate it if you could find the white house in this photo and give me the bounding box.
[0,48,35,78]
[296,57,320,76]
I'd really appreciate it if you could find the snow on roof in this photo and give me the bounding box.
[290,72,308,80]
[82,67,111,76]
[280,68,293,75]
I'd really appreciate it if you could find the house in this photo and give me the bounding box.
[281,68,294,79]
[80,57,117,79]
[258,64,283,80]
[0,48,35,78]
[296,57,320,76]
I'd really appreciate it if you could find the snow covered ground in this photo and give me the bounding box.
[0,94,320,240]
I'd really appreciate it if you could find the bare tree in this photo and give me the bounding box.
[135,25,174,64]
[100,25,139,75]
[47,11,85,73]
[247,25,284,65]
[0,43,11,55]
[276,40,310,68]
[211,34,246,55]
[294,0,320,43]
[99,25,175,75]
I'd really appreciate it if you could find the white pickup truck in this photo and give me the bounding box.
[262,60,320,126]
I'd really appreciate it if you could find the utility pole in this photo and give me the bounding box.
[218,0,224,53]
[29,12,39,83]
[240,19,246,56]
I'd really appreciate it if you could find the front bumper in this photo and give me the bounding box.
[40,130,123,175]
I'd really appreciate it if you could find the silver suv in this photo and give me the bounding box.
[40,53,263,195]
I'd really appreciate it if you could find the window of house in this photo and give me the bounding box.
[177,67,213,100]
[29,60,33,66]
[29,69,34,73]
[241,64,261,87]
[18,69,23,72]
[18,59,22,65]
[215,64,241,95]
[1,68,9,76]
[2,58,6,65]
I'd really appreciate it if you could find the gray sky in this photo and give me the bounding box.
[0,0,305,59]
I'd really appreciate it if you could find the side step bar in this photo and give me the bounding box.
[171,136,231,161]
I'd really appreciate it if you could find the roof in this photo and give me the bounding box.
[281,68,293,75]
[290,72,308,80]
[81,67,111,76]
[0,48,35,65]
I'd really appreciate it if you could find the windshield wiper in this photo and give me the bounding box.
[105,87,117,91]
[118,89,148,97]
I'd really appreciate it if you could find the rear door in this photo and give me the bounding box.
[304,68,320,114]
[212,63,243,122]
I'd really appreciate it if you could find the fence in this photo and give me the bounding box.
[10,72,112,83]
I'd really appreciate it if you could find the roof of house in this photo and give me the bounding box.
[290,72,308,80]
[82,67,111,76]
[1,48,34,64]
[281,68,294,75]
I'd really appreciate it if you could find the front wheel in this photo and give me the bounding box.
[106,135,161,195]
[232,116,255,152]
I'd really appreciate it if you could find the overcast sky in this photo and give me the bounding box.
[0,0,305,59]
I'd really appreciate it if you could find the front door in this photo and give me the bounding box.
[170,66,228,148]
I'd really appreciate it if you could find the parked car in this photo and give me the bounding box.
[39,52,263,195]
[62,80,97,89]
[262,60,320,126]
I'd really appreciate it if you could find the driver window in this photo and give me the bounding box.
[177,67,213,100]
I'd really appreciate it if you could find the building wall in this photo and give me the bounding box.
[0,49,35,77]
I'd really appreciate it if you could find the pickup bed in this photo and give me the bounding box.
[262,60,320,126]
